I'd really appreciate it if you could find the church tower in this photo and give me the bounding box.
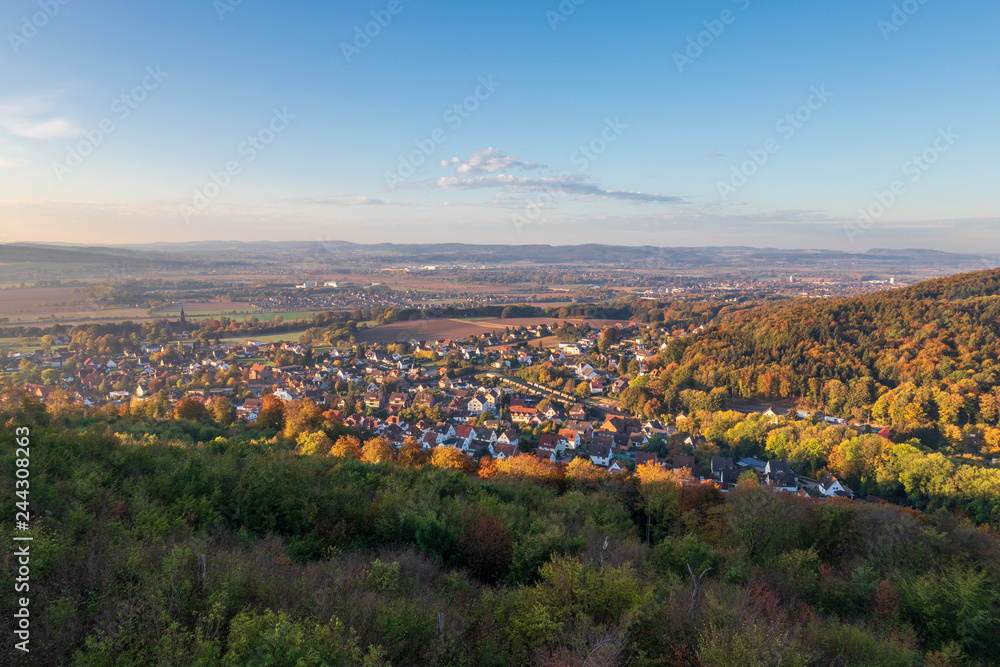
[180,306,186,325]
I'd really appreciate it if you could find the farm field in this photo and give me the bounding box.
[6,310,324,327]
[152,310,320,325]
[154,304,325,323]
[730,398,798,414]
[0,336,46,354]
[531,301,581,308]
[152,302,264,319]
[529,335,560,349]
[218,330,319,346]
[0,286,101,322]
[0,285,185,324]
[318,273,586,297]
[249,311,321,322]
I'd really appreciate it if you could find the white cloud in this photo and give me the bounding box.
[0,95,81,140]
[433,147,681,205]
[279,195,394,206]
[440,147,541,176]
[437,172,681,204]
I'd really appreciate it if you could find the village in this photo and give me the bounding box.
[10,312,858,502]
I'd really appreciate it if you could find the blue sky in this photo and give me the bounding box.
[0,0,997,251]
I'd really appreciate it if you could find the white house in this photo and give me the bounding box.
[497,429,519,446]
[819,475,854,499]
[590,445,613,467]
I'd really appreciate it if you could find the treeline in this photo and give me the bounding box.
[617,401,1000,529]
[1,398,998,665]
[679,410,1000,528]
[372,303,638,325]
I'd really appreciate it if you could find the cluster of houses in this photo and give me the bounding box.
[255,287,541,315]
[11,319,864,500]
[721,457,856,499]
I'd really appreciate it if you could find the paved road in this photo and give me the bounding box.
[481,372,625,417]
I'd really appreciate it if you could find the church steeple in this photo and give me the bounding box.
[180,306,186,325]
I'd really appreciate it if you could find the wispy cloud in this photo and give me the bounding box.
[0,94,80,140]
[278,195,396,206]
[437,171,681,204]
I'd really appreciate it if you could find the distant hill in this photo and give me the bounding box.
[8,241,997,272]
[0,243,150,264]
[892,267,1000,301]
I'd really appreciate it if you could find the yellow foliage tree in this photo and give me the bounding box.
[565,457,605,491]
[361,436,393,464]
[828,435,892,487]
[330,434,362,459]
[983,427,1000,457]
[635,462,682,543]
[495,454,561,486]
[283,399,324,441]
[296,430,332,456]
[430,446,471,473]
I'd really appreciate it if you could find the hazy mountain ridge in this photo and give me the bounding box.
[4,241,996,271]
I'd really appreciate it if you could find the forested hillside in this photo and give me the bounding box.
[1,396,998,666]
[681,267,1000,400]
[618,268,1000,440]
[609,270,1000,534]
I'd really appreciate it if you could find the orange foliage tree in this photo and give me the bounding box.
[478,455,499,480]
[398,437,428,467]
[256,394,285,431]
[174,397,210,422]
